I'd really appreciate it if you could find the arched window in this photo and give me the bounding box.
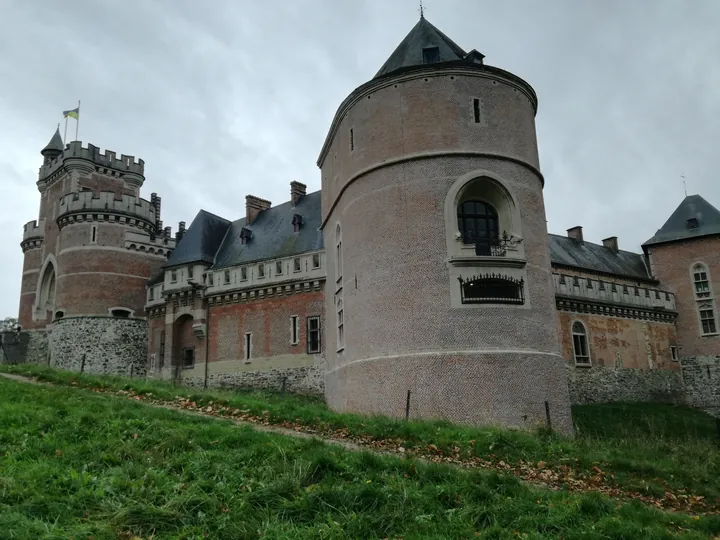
[110,308,132,318]
[38,262,56,313]
[692,263,711,299]
[335,223,343,285]
[457,200,500,255]
[571,321,591,365]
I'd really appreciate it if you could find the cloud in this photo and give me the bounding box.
[0,0,719,316]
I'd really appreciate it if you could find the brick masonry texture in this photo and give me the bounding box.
[557,311,678,370]
[320,69,574,435]
[648,238,720,356]
[49,317,147,376]
[183,365,324,396]
[567,365,684,405]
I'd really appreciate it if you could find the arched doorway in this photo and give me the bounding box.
[173,314,195,379]
[38,262,56,320]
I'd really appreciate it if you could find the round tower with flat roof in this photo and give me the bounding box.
[317,16,573,434]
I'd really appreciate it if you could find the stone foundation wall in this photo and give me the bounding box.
[567,365,685,405]
[0,330,48,365]
[182,365,324,396]
[681,356,720,416]
[49,316,147,376]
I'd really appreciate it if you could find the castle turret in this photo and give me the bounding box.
[40,127,64,164]
[318,17,573,434]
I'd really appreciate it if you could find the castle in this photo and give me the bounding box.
[15,17,720,431]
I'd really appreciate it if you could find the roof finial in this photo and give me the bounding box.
[419,0,424,19]
[681,172,688,197]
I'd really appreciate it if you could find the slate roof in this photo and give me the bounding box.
[41,127,64,155]
[213,190,324,269]
[643,194,720,247]
[164,210,231,269]
[548,234,652,281]
[374,17,470,79]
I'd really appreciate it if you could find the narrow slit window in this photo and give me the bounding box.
[307,316,321,354]
[290,315,299,345]
[350,128,354,151]
[244,333,252,362]
[91,225,97,243]
[473,98,481,123]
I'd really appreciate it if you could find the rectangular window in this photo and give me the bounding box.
[572,334,590,365]
[473,98,481,123]
[159,331,165,360]
[241,266,247,281]
[336,241,343,282]
[307,316,321,354]
[312,253,320,269]
[206,272,214,286]
[422,46,440,64]
[694,271,710,296]
[90,225,97,243]
[224,270,231,284]
[293,258,301,272]
[336,300,344,351]
[182,347,195,369]
[148,287,154,301]
[276,261,283,275]
[700,309,717,335]
[258,264,265,278]
[244,332,252,362]
[290,315,299,345]
[170,270,177,283]
[670,346,679,362]
[187,266,193,279]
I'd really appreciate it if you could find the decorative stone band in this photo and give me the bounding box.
[207,280,323,307]
[20,238,43,253]
[555,296,678,323]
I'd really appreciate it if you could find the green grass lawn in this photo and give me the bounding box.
[1,377,719,539]
[3,364,718,509]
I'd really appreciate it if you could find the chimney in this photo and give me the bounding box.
[154,195,162,221]
[290,181,307,206]
[567,226,583,242]
[176,221,186,242]
[164,226,172,238]
[602,236,619,252]
[246,195,271,224]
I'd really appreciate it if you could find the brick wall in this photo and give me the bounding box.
[648,238,720,356]
[557,311,678,370]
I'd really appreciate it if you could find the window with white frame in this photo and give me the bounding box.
[258,264,265,278]
[307,316,321,354]
[241,266,248,281]
[276,261,283,275]
[170,270,177,283]
[336,298,344,351]
[187,266,193,279]
[293,258,301,272]
[700,308,717,335]
[693,264,711,298]
[572,321,590,365]
[312,253,320,269]
[290,315,299,345]
[244,332,252,362]
[224,270,231,284]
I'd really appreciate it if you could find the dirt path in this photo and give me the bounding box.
[1,371,716,516]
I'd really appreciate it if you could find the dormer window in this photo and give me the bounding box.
[687,217,699,229]
[422,46,440,64]
[240,227,252,245]
[292,214,303,233]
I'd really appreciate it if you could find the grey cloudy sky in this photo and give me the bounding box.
[1,0,719,317]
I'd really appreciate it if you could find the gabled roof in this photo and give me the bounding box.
[164,210,231,268]
[213,190,323,269]
[643,194,720,247]
[374,17,469,79]
[41,127,64,155]
[548,234,652,281]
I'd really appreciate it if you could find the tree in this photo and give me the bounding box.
[0,317,19,332]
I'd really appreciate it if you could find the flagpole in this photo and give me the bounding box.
[63,117,68,144]
[75,100,80,141]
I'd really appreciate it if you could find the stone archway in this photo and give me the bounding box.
[38,261,56,321]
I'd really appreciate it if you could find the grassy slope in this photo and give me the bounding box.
[3,364,718,505]
[1,378,719,539]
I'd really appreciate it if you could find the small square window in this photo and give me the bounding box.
[422,46,440,64]
[293,258,301,272]
[687,217,699,229]
[182,347,195,369]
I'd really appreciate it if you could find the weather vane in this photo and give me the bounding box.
[681,173,687,197]
[419,0,425,19]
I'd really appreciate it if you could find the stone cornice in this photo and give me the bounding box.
[208,279,323,307]
[555,295,677,323]
[57,211,154,233]
[20,238,43,253]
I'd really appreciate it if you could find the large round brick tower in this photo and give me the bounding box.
[18,130,174,373]
[317,16,573,434]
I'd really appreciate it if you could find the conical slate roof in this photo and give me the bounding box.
[643,194,720,246]
[374,17,469,79]
[41,127,64,156]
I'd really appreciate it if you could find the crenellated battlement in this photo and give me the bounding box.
[56,191,156,231]
[39,141,145,181]
[22,219,46,241]
[125,230,176,258]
